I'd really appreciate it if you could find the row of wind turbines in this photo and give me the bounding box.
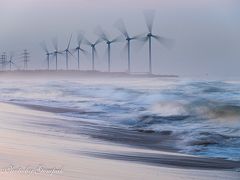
[41,12,174,74]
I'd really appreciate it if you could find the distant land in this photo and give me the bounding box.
[0,70,179,79]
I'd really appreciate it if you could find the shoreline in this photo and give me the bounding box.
[0,102,240,179]
[0,70,179,79]
[3,102,240,171]
[0,87,240,179]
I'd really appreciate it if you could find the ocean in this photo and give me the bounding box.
[0,77,239,161]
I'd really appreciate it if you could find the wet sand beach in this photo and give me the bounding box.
[0,102,240,180]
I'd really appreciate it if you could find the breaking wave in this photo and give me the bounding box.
[0,79,240,160]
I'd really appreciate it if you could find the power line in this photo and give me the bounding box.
[22,49,30,70]
[0,52,7,71]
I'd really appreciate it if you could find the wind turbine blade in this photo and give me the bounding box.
[67,34,72,50]
[72,48,78,53]
[84,48,92,59]
[138,36,149,42]
[82,49,91,58]
[111,35,124,43]
[9,59,19,68]
[80,48,88,55]
[84,38,92,46]
[144,10,156,33]
[9,52,14,59]
[59,50,65,54]
[40,42,48,53]
[52,38,58,51]
[68,50,75,58]
[95,38,102,45]
[77,32,85,46]
[114,19,129,38]
[153,35,175,49]
[52,53,56,58]
[95,26,109,42]
[10,61,16,65]
[136,38,148,50]
[132,33,146,40]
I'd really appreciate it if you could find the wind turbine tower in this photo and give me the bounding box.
[85,39,101,71]
[62,34,73,70]
[115,19,142,73]
[142,11,174,74]
[97,27,122,72]
[74,33,86,70]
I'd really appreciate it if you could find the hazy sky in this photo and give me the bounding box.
[0,0,239,78]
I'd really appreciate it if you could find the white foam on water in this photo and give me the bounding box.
[0,78,240,160]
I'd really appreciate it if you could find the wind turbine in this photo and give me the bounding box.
[62,34,74,70]
[41,42,51,70]
[7,53,15,71]
[84,38,102,71]
[96,27,122,72]
[73,33,87,70]
[115,19,143,73]
[141,11,174,74]
[52,38,62,70]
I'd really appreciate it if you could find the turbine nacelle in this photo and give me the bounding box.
[147,33,153,38]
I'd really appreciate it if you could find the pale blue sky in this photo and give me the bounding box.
[0,0,239,78]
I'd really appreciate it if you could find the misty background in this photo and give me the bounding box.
[0,0,239,78]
